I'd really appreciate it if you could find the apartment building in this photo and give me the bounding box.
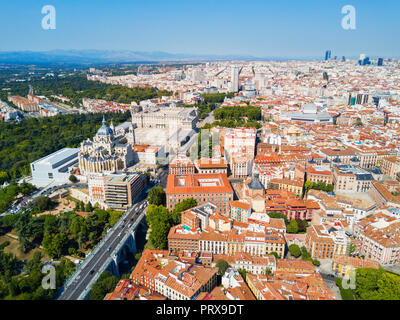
[166,173,234,215]
[8,96,39,112]
[332,165,373,193]
[154,262,217,300]
[195,157,228,174]
[275,259,316,275]
[207,268,255,300]
[381,157,400,179]
[169,155,196,175]
[180,202,218,230]
[168,225,201,254]
[169,210,286,258]
[305,224,350,259]
[230,154,254,178]
[332,255,379,277]
[306,165,333,185]
[105,279,166,300]
[230,201,251,223]
[370,181,400,209]
[211,252,277,274]
[246,272,336,300]
[131,249,217,300]
[353,213,400,264]
[88,172,146,209]
[320,148,355,165]
[269,178,304,197]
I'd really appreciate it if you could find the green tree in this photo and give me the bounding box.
[237,268,248,281]
[288,244,301,258]
[0,171,9,184]
[304,180,313,198]
[312,259,321,266]
[42,233,68,258]
[85,202,94,213]
[287,219,299,234]
[264,267,273,276]
[149,220,170,249]
[216,259,229,276]
[146,205,170,229]
[148,186,166,206]
[69,175,78,183]
[90,271,119,300]
[296,219,308,233]
[270,252,279,259]
[349,243,356,256]
[31,196,56,213]
[70,216,85,237]
[301,246,312,261]
[134,253,142,261]
[108,210,124,227]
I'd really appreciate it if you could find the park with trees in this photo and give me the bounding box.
[335,268,400,300]
[0,245,74,300]
[0,111,132,183]
[0,200,123,259]
[3,74,172,106]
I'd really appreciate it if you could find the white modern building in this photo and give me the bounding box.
[30,148,80,187]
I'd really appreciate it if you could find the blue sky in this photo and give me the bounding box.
[0,0,399,58]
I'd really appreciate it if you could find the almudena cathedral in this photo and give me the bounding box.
[30,106,199,187]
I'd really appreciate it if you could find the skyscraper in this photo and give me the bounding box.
[378,58,384,66]
[325,50,332,61]
[231,66,240,92]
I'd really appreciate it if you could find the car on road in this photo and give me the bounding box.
[89,269,95,275]
[130,218,134,222]
[128,224,132,228]
[107,246,112,252]
[121,225,124,229]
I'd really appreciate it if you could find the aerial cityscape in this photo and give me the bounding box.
[1,0,400,307]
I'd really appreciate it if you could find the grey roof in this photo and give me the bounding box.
[97,117,113,136]
[248,173,264,190]
[355,173,373,181]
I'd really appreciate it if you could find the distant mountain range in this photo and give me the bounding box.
[0,50,319,64]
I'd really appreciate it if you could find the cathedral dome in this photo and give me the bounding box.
[97,116,113,136]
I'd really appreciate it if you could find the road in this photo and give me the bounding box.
[196,106,218,129]
[320,273,342,300]
[2,181,74,216]
[58,198,148,300]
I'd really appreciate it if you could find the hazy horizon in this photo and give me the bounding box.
[1,0,399,59]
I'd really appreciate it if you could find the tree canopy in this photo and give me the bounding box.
[216,259,229,276]
[286,220,299,234]
[0,112,131,183]
[147,186,166,206]
[288,244,301,258]
[90,271,119,300]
